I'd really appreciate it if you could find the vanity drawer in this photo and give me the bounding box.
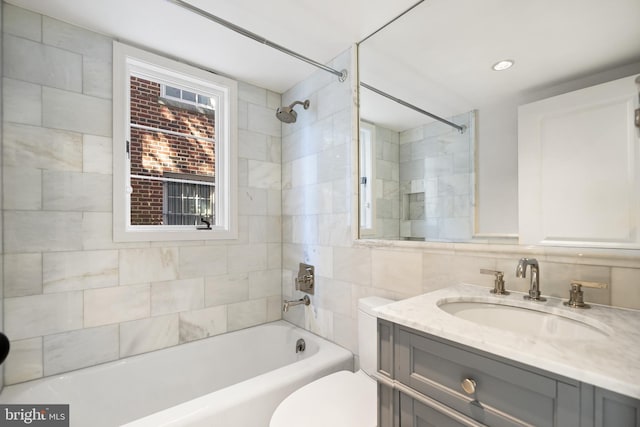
[396,327,578,427]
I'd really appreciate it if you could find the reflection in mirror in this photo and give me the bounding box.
[358,0,640,244]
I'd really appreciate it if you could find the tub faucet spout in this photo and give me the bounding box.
[283,295,310,312]
[516,258,546,301]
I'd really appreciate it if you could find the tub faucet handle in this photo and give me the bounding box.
[480,269,509,295]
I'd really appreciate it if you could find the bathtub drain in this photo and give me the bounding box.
[295,338,306,353]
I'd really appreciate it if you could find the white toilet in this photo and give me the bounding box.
[270,296,392,427]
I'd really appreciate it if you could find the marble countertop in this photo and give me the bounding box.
[375,283,640,400]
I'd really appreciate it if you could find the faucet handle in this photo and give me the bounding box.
[480,269,509,295]
[564,280,609,308]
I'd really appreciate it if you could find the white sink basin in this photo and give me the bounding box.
[438,300,609,339]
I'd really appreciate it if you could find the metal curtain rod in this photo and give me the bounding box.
[166,0,348,82]
[358,0,425,45]
[360,82,466,133]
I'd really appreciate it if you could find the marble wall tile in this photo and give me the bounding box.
[238,129,268,161]
[540,262,611,304]
[178,245,227,279]
[43,325,119,376]
[43,87,112,137]
[247,103,281,137]
[291,155,317,188]
[3,166,42,210]
[317,144,349,183]
[239,82,267,106]
[238,186,268,216]
[151,278,204,316]
[228,244,267,273]
[313,278,351,316]
[248,160,281,190]
[119,247,178,285]
[425,253,496,292]
[267,295,282,322]
[610,267,640,309]
[5,292,83,340]
[43,250,118,292]
[83,56,112,99]
[3,78,41,126]
[317,213,351,247]
[42,16,112,59]
[205,273,249,307]
[84,284,150,327]
[333,247,371,286]
[4,338,43,385]
[371,249,423,295]
[120,314,179,358]
[42,171,111,212]
[227,298,267,332]
[292,215,318,245]
[267,242,282,270]
[249,269,281,299]
[179,305,227,343]
[4,122,82,172]
[4,253,42,297]
[4,211,83,253]
[83,134,113,175]
[3,3,41,42]
[3,35,81,92]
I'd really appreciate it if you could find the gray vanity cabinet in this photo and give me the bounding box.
[377,319,639,427]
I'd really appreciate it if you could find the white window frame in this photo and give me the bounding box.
[113,41,238,241]
[359,121,376,235]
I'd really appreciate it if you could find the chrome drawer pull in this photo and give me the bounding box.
[461,378,477,395]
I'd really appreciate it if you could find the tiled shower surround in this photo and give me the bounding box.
[2,2,640,387]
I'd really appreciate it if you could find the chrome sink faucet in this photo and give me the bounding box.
[516,258,546,301]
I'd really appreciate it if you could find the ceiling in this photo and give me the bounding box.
[5,0,418,93]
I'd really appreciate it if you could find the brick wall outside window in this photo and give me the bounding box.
[129,76,216,225]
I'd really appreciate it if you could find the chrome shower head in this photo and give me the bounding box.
[276,99,310,123]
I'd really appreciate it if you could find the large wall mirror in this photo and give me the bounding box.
[358,0,640,245]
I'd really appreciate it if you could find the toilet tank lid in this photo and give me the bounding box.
[358,296,393,316]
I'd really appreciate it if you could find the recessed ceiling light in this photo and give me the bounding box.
[492,60,514,71]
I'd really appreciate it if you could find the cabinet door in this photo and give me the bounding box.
[594,387,640,427]
[400,393,481,427]
[518,74,640,248]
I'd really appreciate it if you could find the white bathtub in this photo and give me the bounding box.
[0,320,353,427]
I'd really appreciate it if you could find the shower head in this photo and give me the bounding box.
[276,99,310,123]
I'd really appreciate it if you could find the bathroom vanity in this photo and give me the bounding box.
[375,285,640,426]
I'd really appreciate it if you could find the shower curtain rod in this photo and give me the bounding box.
[360,82,466,133]
[166,0,348,82]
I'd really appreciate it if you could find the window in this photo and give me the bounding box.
[113,42,238,241]
[359,121,376,234]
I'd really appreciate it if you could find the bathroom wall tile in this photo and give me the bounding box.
[42,16,112,59]
[43,250,118,293]
[267,189,281,217]
[611,267,640,309]
[317,144,349,183]
[267,90,281,110]
[268,135,282,163]
[205,273,249,307]
[238,129,268,161]
[83,135,112,175]
[119,247,178,285]
[248,160,281,190]
[304,304,333,341]
[249,269,281,299]
[43,87,112,137]
[179,305,227,343]
[178,245,227,279]
[317,213,351,247]
[43,325,119,376]
[249,216,281,243]
[4,338,43,385]
[84,284,150,327]
[5,292,83,340]
[120,314,179,358]
[3,35,82,92]
[4,253,42,297]
[333,247,371,286]
[4,122,82,172]
[151,278,204,316]
[248,103,280,137]
[333,312,357,354]
[42,171,111,212]
[314,278,352,316]
[292,215,318,245]
[81,213,148,251]
[282,187,305,215]
[299,244,333,279]
[3,3,41,41]
[305,182,333,215]
[291,155,317,188]
[228,244,267,273]
[83,56,112,99]
[266,295,282,322]
[239,82,267,107]
[3,78,41,126]
[423,253,495,292]
[372,249,423,295]
[3,166,42,210]
[227,298,267,331]
[4,211,83,253]
[238,186,268,216]
[267,243,282,270]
